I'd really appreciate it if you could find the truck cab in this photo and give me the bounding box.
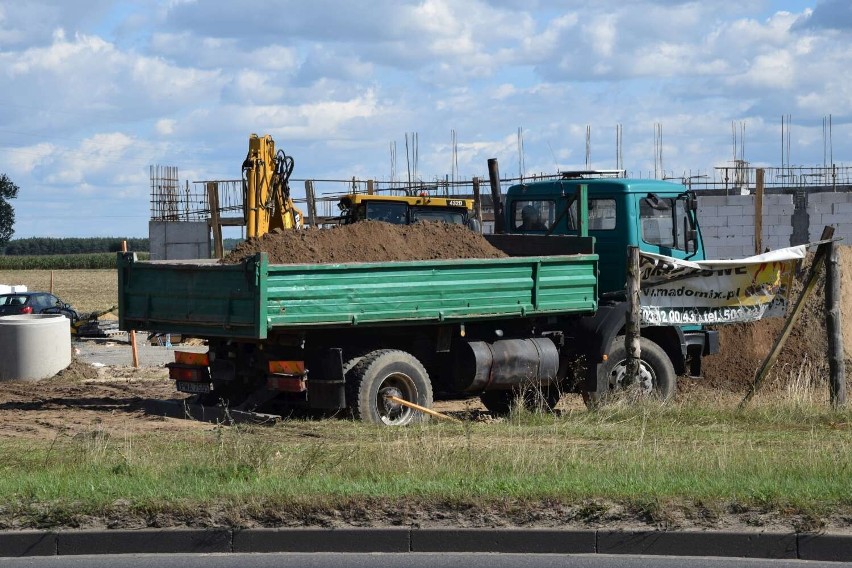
[504,174,703,294]
[504,172,717,383]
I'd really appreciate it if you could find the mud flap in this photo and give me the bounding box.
[586,362,607,394]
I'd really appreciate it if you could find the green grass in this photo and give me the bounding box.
[0,252,150,270]
[0,400,849,528]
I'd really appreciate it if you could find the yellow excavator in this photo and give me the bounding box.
[241,134,478,236]
[242,133,304,237]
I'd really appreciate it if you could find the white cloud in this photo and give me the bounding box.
[1,0,851,238]
[156,119,176,135]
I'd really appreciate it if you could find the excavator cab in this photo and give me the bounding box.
[337,194,476,229]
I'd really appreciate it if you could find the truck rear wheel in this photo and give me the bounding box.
[346,349,433,425]
[583,336,676,408]
[480,385,561,416]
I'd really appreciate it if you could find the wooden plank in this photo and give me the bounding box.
[825,241,847,407]
[207,182,223,259]
[472,177,483,230]
[305,180,318,227]
[754,168,764,255]
[624,246,641,382]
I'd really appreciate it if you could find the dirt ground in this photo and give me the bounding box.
[0,357,849,533]
[701,246,852,395]
[0,360,209,441]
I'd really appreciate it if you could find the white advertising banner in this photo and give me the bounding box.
[639,246,807,326]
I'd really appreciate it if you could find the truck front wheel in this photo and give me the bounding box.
[583,336,676,408]
[346,350,434,425]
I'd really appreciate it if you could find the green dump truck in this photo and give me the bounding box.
[120,177,718,425]
[119,233,601,424]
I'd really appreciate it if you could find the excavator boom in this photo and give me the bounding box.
[242,134,303,238]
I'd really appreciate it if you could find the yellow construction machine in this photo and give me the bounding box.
[242,134,304,237]
[240,133,478,235]
[337,193,478,229]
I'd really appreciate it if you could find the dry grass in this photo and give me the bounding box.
[0,269,117,313]
[0,389,848,531]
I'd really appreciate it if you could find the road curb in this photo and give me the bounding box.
[233,528,410,553]
[411,528,595,554]
[0,528,849,560]
[597,530,798,559]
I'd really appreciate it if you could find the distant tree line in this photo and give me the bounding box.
[1,237,150,256]
[223,238,243,251]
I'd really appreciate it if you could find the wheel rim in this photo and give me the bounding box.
[609,358,655,396]
[376,372,418,425]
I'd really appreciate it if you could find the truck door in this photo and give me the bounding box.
[638,193,700,261]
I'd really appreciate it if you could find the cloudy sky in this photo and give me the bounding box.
[1,0,850,238]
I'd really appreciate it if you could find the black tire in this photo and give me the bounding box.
[346,349,433,425]
[583,336,676,408]
[480,384,561,416]
[479,390,513,415]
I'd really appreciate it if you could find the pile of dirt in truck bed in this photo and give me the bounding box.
[222,221,507,265]
[700,246,852,394]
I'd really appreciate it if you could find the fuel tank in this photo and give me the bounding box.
[455,337,559,392]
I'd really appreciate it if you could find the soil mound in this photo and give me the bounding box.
[701,247,847,393]
[56,358,101,382]
[223,221,507,265]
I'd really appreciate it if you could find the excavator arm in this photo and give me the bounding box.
[242,134,304,238]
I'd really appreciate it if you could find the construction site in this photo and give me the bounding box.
[0,133,849,550]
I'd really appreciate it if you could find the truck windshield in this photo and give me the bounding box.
[411,207,466,225]
[364,202,408,224]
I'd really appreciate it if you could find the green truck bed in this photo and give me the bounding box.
[118,251,598,339]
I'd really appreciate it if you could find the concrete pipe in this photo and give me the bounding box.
[0,314,71,382]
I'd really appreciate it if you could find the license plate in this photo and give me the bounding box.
[176,381,211,394]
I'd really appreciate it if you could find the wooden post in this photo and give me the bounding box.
[49,271,54,294]
[754,168,764,255]
[825,240,847,407]
[487,159,505,234]
[122,240,139,369]
[367,179,374,195]
[206,182,223,259]
[625,246,641,382]
[740,226,835,408]
[304,180,318,227]
[472,177,483,232]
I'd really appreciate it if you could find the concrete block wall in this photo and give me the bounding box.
[149,221,211,260]
[807,192,852,243]
[697,194,794,259]
[698,195,752,260]
[696,190,852,259]
[763,194,795,250]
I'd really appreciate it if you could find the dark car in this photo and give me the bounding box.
[0,292,79,322]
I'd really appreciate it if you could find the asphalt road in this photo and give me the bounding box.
[2,553,850,568]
